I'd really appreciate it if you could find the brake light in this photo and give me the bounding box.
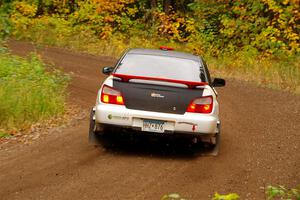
[160,46,174,51]
[187,96,213,113]
[101,85,125,105]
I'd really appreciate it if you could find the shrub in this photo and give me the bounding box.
[218,0,300,56]
[212,193,240,200]
[2,0,300,93]
[0,51,69,132]
[266,184,300,200]
[0,2,12,40]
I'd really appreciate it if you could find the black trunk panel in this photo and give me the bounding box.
[113,80,204,114]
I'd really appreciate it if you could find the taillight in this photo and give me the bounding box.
[186,96,213,113]
[101,85,125,105]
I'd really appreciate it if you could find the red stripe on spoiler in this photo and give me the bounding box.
[112,73,208,89]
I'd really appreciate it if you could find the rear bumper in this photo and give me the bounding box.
[94,104,219,135]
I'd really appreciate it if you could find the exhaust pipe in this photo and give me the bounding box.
[192,137,198,144]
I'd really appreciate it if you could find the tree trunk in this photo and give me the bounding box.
[69,0,76,13]
[150,0,157,9]
[36,0,44,16]
[164,0,172,14]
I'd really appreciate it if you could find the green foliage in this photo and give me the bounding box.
[1,0,300,93]
[161,193,241,200]
[266,185,300,200]
[160,185,300,200]
[0,132,11,138]
[218,0,300,56]
[161,193,187,200]
[4,0,299,55]
[0,51,69,132]
[206,51,300,93]
[187,0,227,55]
[212,193,240,200]
[0,3,12,40]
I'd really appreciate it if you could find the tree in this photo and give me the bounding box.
[164,0,172,13]
[36,0,44,16]
[150,0,157,9]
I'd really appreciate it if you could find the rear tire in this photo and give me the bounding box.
[89,109,104,145]
[208,124,221,156]
[209,132,220,156]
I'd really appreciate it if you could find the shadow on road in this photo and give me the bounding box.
[92,131,218,159]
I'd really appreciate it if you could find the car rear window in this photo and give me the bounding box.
[115,54,203,82]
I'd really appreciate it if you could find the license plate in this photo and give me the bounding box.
[142,119,165,133]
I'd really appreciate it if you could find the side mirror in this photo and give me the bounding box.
[102,66,114,75]
[212,78,225,87]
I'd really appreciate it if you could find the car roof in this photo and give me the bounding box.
[126,48,200,62]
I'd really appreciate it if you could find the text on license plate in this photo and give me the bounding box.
[142,119,165,133]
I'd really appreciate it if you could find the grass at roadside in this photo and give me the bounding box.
[207,53,300,93]
[9,15,300,94]
[0,132,11,138]
[162,184,300,199]
[0,46,69,133]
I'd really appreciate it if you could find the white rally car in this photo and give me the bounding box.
[89,47,225,150]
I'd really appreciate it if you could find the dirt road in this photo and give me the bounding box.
[0,41,299,200]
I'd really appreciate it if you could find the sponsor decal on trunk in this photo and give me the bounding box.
[150,92,165,98]
[107,114,129,120]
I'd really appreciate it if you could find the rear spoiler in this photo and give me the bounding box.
[112,73,208,89]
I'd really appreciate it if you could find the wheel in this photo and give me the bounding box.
[88,109,104,145]
[209,132,220,156]
[197,124,221,156]
[208,124,221,156]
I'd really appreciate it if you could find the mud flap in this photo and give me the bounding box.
[88,109,102,145]
[206,133,220,156]
[196,123,220,156]
[206,122,221,156]
[191,133,220,157]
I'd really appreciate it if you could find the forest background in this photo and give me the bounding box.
[0,0,299,92]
